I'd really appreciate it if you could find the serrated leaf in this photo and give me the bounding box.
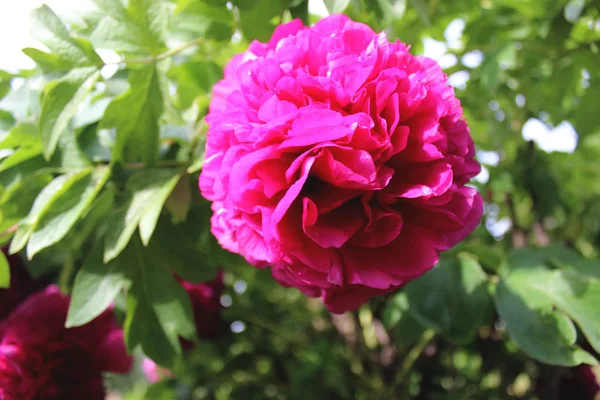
[100,66,163,165]
[0,251,9,288]
[31,5,102,67]
[91,0,168,55]
[104,169,181,262]
[27,166,110,258]
[495,274,597,366]
[405,254,491,344]
[9,171,91,255]
[22,48,73,74]
[39,67,100,159]
[66,242,130,327]
[123,238,196,366]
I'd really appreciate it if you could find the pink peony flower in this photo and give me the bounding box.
[0,285,132,400]
[200,15,483,313]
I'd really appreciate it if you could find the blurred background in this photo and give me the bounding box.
[0,0,598,399]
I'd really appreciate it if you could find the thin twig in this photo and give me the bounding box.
[391,329,436,395]
[102,38,205,66]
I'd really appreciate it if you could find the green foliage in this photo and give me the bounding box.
[405,254,492,344]
[0,0,598,398]
[0,250,9,288]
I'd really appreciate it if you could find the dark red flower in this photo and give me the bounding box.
[559,365,600,400]
[0,285,132,400]
[0,248,42,320]
[178,271,225,342]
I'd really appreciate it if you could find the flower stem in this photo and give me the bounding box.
[395,329,436,384]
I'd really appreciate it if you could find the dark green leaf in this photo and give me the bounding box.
[66,242,130,327]
[91,0,168,55]
[104,169,181,262]
[149,211,219,283]
[384,292,427,349]
[405,254,491,344]
[100,66,163,165]
[530,269,600,355]
[27,166,110,258]
[164,173,191,223]
[238,0,290,41]
[39,67,100,159]
[10,170,92,255]
[0,250,9,288]
[31,5,102,66]
[494,270,597,366]
[123,239,196,366]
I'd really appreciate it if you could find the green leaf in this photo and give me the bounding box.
[323,0,351,14]
[100,66,163,165]
[66,242,130,327]
[31,5,102,67]
[9,170,92,255]
[537,245,583,268]
[123,239,196,366]
[500,247,548,277]
[494,271,597,366]
[530,269,600,355]
[168,59,223,109]
[0,122,40,149]
[39,67,101,159]
[22,48,74,74]
[563,260,600,280]
[0,146,43,174]
[149,211,218,283]
[0,251,9,288]
[383,292,427,349]
[405,254,491,344]
[238,0,290,41]
[0,172,53,234]
[290,0,309,25]
[104,169,181,262]
[0,110,15,131]
[52,121,92,169]
[67,185,116,251]
[164,174,191,223]
[91,0,168,55]
[27,166,110,258]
